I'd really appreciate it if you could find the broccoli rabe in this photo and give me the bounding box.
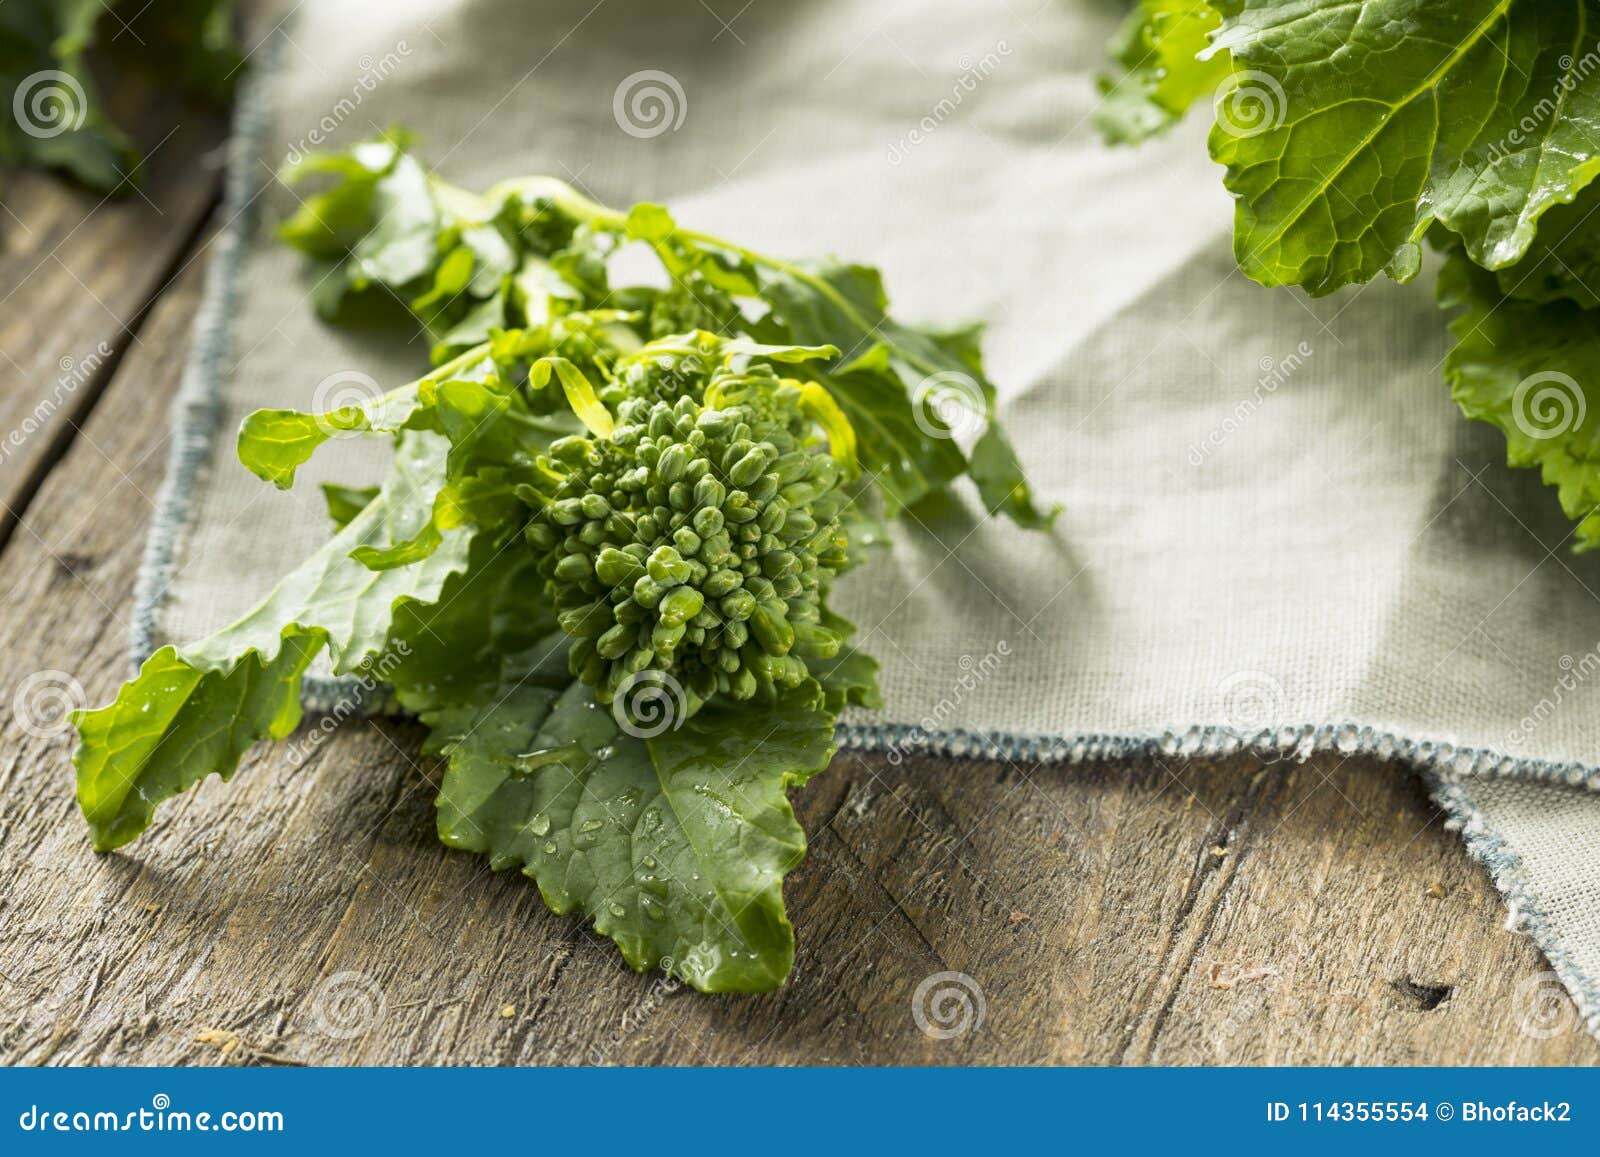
[533,345,852,716]
[71,137,1054,991]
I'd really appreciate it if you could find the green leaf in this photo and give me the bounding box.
[1493,179,1600,308]
[349,518,444,571]
[322,483,380,529]
[71,435,472,849]
[74,636,324,852]
[817,649,883,713]
[757,261,1058,527]
[410,243,476,316]
[339,348,583,572]
[463,223,518,295]
[351,152,442,287]
[0,0,134,191]
[278,139,405,257]
[117,0,243,104]
[237,384,427,488]
[384,534,559,746]
[388,543,839,992]
[236,346,494,488]
[1211,0,1600,295]
[795,380,859,473]
[432,296,509,362]
[533,356,614,439]
[812,610,882,712]
[1095,0,1231,145]
[720,338,839,364]
[805,345,966,514]
[625,202,676,242]
[432,664,835,992]
[0,0,239,192]
[512,253,584,320]
[1439,248,1600,550]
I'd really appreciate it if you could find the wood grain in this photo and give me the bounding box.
[0,195,1593,1067]
[0,81,226,554]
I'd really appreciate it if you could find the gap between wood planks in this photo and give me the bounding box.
[0,191,221,560]
[0,49,230,561]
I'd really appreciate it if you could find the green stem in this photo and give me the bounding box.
[422,341,493,384]
[433,173,961,393]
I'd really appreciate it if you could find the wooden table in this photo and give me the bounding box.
[3,92,1595,1070]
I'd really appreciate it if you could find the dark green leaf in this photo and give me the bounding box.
[1440,248,1600,550]
[1211,0,1600,295]
[759,261,1057,527]
[322,482,380,529]
[386,539,838,992]
[0,0,239,192]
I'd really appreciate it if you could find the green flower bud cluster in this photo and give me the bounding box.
[646,277,741,340]
[526,362,851,717]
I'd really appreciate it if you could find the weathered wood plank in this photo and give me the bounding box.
[0,84,226,552]
[0,225,1595,1066]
